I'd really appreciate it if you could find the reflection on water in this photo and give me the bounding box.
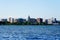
[0,25,60,40]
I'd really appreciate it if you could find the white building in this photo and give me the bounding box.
[52,17,57,23]
[48,19,53,24]
[8,17,15,23]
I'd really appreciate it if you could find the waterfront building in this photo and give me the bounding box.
[45,19,53,24]
[0,19,7,25]
[30,18,37,24]
[37,18,43,24]
[8,17,15,23]
[45,19,48,24]
[16,18,26,23]
[51,18,59,25]
[13,19,17,23]
[1,19,7,22]
[28,16,37,24]
[28,16,30,22]
[48,19,53,24]
[52,18,57,23]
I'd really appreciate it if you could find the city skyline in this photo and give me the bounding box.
[0,15,60,25]
[0,0,60,20]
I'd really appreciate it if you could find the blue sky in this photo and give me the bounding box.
[0,0,60,20]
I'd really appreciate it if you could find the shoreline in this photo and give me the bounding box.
[0,24,60,26]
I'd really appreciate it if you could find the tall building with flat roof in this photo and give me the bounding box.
[37,18,43,24]
[45,19,53,24]
[45,19,48,24]
[8,17,14,23]
[48,19,53,24]
[52,18,57,23]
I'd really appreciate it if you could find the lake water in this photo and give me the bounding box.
[0,25,60,40]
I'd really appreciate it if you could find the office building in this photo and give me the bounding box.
[28,16,37,24]
[16,18,26,23]
[37,18,43,24]
[1,19,7,22]
[45,19,53,24]
[8,17,14,23]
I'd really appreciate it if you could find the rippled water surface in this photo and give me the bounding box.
[0,25,60,40]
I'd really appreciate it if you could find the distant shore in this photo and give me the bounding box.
[0,21,60,25]
[0,24,60,25]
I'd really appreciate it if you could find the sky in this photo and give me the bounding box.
[0,0,60,20]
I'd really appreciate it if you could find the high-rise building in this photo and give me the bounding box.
[14,19,17,23]
[45,19,48,24]
[45,19,53,24]
[52,18,57,23]
[28,16,30,22]
[52,18,59,25]
[28,16,37,24]
[37,18,43,24]
[8,17,14,23]
[48,19,53,24]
